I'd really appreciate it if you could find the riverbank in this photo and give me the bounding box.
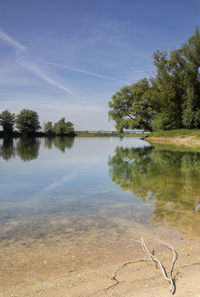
[147,136,200,148]
[0,131,147,138]
[76,131,147,137]
[147,129,200,148]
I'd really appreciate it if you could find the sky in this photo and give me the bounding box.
[0,0,200,130]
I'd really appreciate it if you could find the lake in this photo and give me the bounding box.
[0,136,200,286]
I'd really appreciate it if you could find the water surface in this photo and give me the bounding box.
[0,136,200,286]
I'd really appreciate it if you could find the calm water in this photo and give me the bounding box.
[0,136,200,244]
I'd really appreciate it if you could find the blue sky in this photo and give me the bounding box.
[0,0,200,130]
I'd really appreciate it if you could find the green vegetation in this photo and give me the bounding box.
[76,131,147,137]
[15,109,40,136]
[0,109,74,137]
[54,117,74,135]
[44,121,55,136]
[148,129,200,138]
[108,79,153,132]
[109,27,200,132]
[0,110,15,135]
[44,118,74,136]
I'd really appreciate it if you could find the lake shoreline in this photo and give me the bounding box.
[147,135,200,148]
[0,131,147,138]
[1,240,200,297]
[1,136,200,296]
[0,131,76,138]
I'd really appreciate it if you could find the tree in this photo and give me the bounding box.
[44,121,55,136]
[150,49,185,130]
[54,118,74,135]
[15,109,40,135]
[108,27,200,132]
[108,78,153,132]
[150,27,200,130]
[181,26,200,128]
[0,110,15,135]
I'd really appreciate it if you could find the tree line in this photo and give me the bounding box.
[0,109,74,136]
[109,27,200,131]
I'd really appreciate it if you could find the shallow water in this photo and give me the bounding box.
[0,136,200,242]
[0,137,154,242]
[0,136,200,286]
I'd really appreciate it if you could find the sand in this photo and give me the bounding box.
[0,228,200,297]
[1,134,200,296]
[1,242,200,297]
[147,136,200,148]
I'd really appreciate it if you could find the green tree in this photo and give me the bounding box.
[44,121,55,136]
[150,27,200,130]
[0,110,15,135]
[150,49,185,130]
[182,27,200,128]
[108,27,200,131]
[108,79,153,132]
[15,109,40,135]
[54,118,74,135]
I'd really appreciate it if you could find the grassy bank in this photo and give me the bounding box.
[146,129,200,147]
[148,129,200,138]
[75,131,148,137]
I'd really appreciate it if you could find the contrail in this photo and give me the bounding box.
[0,28,74,95]
[0,28,26,51]
[46,61,130,84]
[23,61,75,96]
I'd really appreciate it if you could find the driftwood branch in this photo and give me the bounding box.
[105,259,148,290]
[106,238,178,295]
[137,238,178,294]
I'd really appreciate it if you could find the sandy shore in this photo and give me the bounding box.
[147,136,200,148]
[0,243,200,297]
[1,240,200,297]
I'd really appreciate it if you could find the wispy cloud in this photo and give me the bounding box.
[0,28,74,95]
[45,61,129,84]
[0,28,26,51]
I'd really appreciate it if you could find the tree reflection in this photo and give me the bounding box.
[109,145,200,238]
[44,136,74,152]
[16,138,40,161]
[0,137,15,161]
[0,136,75,161]
[44,137,54,149]
[53,136,74,152]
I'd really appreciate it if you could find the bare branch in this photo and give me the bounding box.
[138,238,177,294]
